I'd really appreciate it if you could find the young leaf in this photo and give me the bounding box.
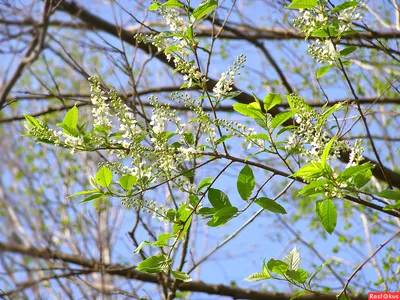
[271,111,296,129]
[340,46,357,57]
[377,190,400,201]
[198,207,217,217]
[255,198,287,214]
[68,190,98,198]
[315,200,337,234]
[284,247,300,271]
[133,241,153,255]
[183,132,194,145]
[24,114,42,129]
[316,65,332,79]
[78,193,104,204]
[63,105,78,129]
[95,166,113,188]
[232,103,264,119]
[136,254,171,273]
[321,136,336,167]
[207,206,238,227]
[237,165,255,200]
[215,134,233,145]
[163,0,184,9]
[263,93,282,112]
[267,259,289,275]
[331,1,358,13]
[354,169,372,188]
[208,188,231,209]
[119,175,136,190]
[244,272,271,282]
[171,270,192,282]
[338,162,374,182]
[56,123,79,137]
[286,0,318,9]
[308,259,331,286]
[148,2,160,10]
[193,0,218,20]
[292,162,324,179]
[153,233,175,247]
[298,179,329,196]
[286,269,308,283]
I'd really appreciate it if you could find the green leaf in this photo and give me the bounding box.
[377,190,400,201]
[56,123,79,137]
[185,26,194,40]
[133,233,175,254]
[248,133,270,141]
[173,205,192,240]
[292,162,324,179]
[315,200,337,234]
[183,132,194,145]
[148,2,160,10]
[271,111,296,129]
[267,259,289,275]
[354,169,372,188]
[198,177,213,191]
[78,193,104,204]
[311,29,329,37]
[255,198,287,214]
[68,190,98,198]
[338,162,374,182]
[133,241,152,254]
[153,233,175,247]
[119,175,136,190]
[198,207,217,217]
[207,206,238,227]
[95,166,113,188]
[171,270,192,282]
[208,188,231,209]
[286,269,308,283]
[24,114,42,129]
[298,179,329,197]
[321,136,336,167]
[232,103,264,119]
[263,93,282,112]
[193,0,218,20]
[284,247,300,271]
[340,46,357,57]
[308,260,331,286]
[237,165,255,200]
[316,103,342,129]
[331,1,358,13]
[215,134,233,145]
[63,105,78,129]
[244,272,271,282]
[136,254,171,273]
[162,0,184,9]
[286,0,318,9]
[316,65,332,79]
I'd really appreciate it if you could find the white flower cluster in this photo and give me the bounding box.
[292,2,362,64]
[347,139,364,167]
[173,56,206,88]
[285,95,348,162]
[162,7,189,33]
[213,54,246,100]
[90,78,113,129]
[308,40,340,65]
